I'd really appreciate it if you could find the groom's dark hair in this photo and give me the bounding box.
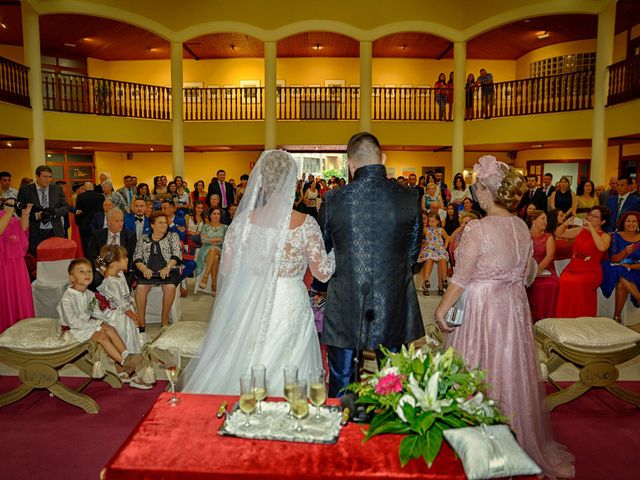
[347,132,382,165]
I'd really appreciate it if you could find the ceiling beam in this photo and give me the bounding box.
[183,43,200,60]
[436,42,453,60]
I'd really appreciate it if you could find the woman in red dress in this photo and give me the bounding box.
[527,210,559,321]
[555,206,611,318]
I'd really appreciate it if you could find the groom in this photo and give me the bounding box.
[318,132,424,397]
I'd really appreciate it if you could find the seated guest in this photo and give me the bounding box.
[185,200,206,245]
[87,208,137,289]
[420,182,441,213]
[601,211,640,322]
[555,206,611,318]
[144,200,154,218]
[223,204,237,225]
[526,210,559,322]
[196,207,228,296]
[124,198,151,240]
[135,183,152,202]
[234,174,249,203]
[207,193,229,224]
[191,180,207,205]
[161,199,186,242]
[133,211,182,330]
[91,198,114,231]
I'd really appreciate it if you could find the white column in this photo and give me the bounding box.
[21,1,45,173]
[359,41,372,132]
[170,41,185,178]
[264,41,277,149]
[451,41,466,179]
[591,0,616,185]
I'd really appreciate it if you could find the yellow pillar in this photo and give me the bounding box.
[21,1,45,173]
[451,41,466,179]
[264,41,277,150]
[359,41,372,133]
[591,0,616,185]
[170,41,185,178]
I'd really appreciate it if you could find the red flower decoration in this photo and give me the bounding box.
[94,292,114,311]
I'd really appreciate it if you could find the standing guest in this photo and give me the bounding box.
[417,212,449,296]
[318,132,424,397]
[548,176,577,216]
[519,174,547,213]
[303,180,320,218]
[446,71,454,120]
[102,180,127,212]
[124,198,151,240]
[17,165,70,256]
[601,211,640,322]
[435,170,450,205]
[407,173,424,197]
[76,181,106,254]
[166,181,179,204]
[196,207,228,296]
[174,176,189,194]
[69,182,86,256]
[594,183,605,201]
[575,180,599,220]
[599,176,618,206]
[435,155,575,479]
[116,175,136,213]
[555,206,611,318]
[135,183,152,202]
[152,176,166,198]
[465,73,475,119]
[91,198,114,231]
[527,210,559,322]
[191,180,207,205]
[20,177,33,188]
[55,180,70,237]
[131,176,138,189]
[0,198,34,333]
[541,172,555,198]
[449,173,470,209]
[0,171,18,200]
[234,174,249,204]
[133,211,182,330]
[434,72,448,121]
[606,175,640,232]
[94,173,108,193]
[225,204,238,225]
[476,68,494,119]
[338,178,346,187]
[207,169,234,213]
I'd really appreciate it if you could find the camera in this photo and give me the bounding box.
[0,199,26,209]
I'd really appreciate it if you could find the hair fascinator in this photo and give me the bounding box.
[474,155,509,195]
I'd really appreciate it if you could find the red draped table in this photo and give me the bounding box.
[102,393,538,479]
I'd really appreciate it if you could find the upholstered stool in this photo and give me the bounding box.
[535,316,640,411]
[147,320,207,370]
[0,318,121,414]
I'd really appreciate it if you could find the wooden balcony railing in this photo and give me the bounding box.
[277,87,359,120]
[608,56,640,106]
[0,56,30,108]
[184,87,264,120]
[467,70,594,119]
[373,86,451,121]
[42,72,171,120]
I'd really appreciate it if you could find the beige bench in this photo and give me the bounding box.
[535,316,640,411]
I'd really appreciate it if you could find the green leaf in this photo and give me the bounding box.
[417,412,436,435]
[439,415,468,429]
[399,434,424,467]
[368,418,411,439]
[422,428,444,467]
[412,358,425,376]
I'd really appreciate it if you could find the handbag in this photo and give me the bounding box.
[444,288,467,327]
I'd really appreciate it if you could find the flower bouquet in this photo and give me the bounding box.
[347,345,506,467]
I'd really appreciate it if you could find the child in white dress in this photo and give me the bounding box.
[57,258,150,389]
[96,245,142,354]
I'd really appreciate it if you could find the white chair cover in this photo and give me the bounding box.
[145,286,182,324]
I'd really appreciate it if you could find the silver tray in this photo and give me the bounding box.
[218,401,343,444]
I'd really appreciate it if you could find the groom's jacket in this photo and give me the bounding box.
[318,163,424,350]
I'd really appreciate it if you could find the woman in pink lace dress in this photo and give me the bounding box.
[434,156,575,479]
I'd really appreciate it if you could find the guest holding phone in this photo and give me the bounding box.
[601,211,640,322]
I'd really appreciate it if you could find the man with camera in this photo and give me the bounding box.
[17,165,69,256]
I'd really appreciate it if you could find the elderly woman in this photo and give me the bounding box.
[133,211,182,330]
[196,207,228,296]
[527,210,559,321]
[102,180,127,212]
[601,211,640,322]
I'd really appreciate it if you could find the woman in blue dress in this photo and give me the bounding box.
[601,211,640,322]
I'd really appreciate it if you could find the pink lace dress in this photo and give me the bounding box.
[446,216,575,479]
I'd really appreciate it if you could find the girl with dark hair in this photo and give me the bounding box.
[434,73,448,120]
[465,73,475,119]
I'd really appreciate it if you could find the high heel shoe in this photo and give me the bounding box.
[199,275,209,290]
[613,315,622,324]
[211,282,217,297]
[437,288,444,296]
[422,281,430,296]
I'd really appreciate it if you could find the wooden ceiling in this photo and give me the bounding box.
[0,5,638,60]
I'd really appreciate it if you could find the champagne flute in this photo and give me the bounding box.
[251,364,267,415]
[283,365,298,418]
[290,379,309,432]
[164,349,181,406]
[239,373,256,428]
[309,368,327,422]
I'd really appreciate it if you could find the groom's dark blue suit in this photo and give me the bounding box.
[318,163,424,397]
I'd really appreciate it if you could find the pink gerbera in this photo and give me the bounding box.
[374,373,404,395]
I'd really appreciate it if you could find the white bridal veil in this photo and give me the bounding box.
[181,150,299,394]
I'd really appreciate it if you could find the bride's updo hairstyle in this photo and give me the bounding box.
[474,155,526,212]
[261,150,296,194]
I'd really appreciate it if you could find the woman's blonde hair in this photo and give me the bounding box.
[494,168,526,212]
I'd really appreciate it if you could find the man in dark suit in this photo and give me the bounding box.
[519,174,548,213]
[407,173,424,196]
[318,132,424,397]
[75,181,106,254]
[86,208,137,289]
[600,176,618,206]
[207,169,235,211]
[18,165,70,256]
[124,197,151,240]
[541,172,555,198]
[606,175,640,231]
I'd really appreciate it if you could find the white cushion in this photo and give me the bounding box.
[536,316,640,350]
[443,425,541,480]
[150,321,207,357]
[0,317,79,352]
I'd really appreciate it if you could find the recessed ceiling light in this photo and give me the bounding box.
[536,31,550,40]
[47,154,52,158]
[150,147,154,151]
[400,44,408,50]
[72,146,84,150]
[64,42,77,48]
[230,44,236,51]
[146,47,159,53]
[312,44,323,51]
[6,142,12,147]
[1,23,7,30]
[531,144,544,149]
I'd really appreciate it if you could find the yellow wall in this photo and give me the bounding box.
[0,44,25,64]
[515,39,597,79]
[517,146,619,183]
[0,149,32,184]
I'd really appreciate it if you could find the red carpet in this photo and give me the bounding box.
[0,377,638,479]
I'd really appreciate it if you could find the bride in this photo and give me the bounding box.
[181,150,335,395]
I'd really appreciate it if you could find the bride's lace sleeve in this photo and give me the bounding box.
[304,217,335,282]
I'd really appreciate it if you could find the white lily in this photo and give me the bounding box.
[395,394,416,422]
[408,372,452,413]
[457,392,496,417]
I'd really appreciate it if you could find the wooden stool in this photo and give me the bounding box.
[535,316,640,411]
